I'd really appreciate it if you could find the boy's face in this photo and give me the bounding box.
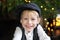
[20,10,40,32]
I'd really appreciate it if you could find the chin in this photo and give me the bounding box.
[27,29,34,32]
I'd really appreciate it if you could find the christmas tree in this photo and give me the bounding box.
[0,0,60,20]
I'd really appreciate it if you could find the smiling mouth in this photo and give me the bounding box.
[25,25,33,28]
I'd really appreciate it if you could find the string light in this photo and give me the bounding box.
[45,25,48,28]
[51,29,53,32]
[50,23,53,27]
[52,8,54,10]
[53,19,55,26]
[44,8,47,11]
[48,27,50,31]
[40,5,43,8]
[25,0,31,3]
[46,22,49,25]
[28,1,31,3]
[44,18,47,21]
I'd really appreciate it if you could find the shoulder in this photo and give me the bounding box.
[12,26,22,40]
[37,24,45,36]
[37,24,51,40]
[15,27,22,33]
[37,24,44,31]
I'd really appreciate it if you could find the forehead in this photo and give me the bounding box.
[21,10,39,17]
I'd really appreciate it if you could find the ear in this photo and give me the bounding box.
[20,19,22,23]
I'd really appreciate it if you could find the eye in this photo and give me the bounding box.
[31,18,36,20]
[24,18,28,20]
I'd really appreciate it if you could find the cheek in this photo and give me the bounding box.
[20,21,26,25]
[20,20,25,28]
[20,21,26,28]
[33,20,39,24]
[20,19,26,24]
[32,20,38,27]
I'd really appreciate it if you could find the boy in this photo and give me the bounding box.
[13,3,50,40]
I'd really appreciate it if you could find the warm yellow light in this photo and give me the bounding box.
[52,8,54,10]
[46,22,49,25]
[45,25,48,28]
[51,29,53,32]
[50,24,53,27]
[53,19,55,26]
[44,8,47,11]
[44,18,47,21]
[25,0,31,2]
[29,1,31,3]
[53,21,55,26]
[56,18,60,22]
[41,6,43,8]
[25,0,27,1]
[56,22,60,26]
[48,27,50,31]
[56,14,60,26]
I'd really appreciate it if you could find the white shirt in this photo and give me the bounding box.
[25,30,33,40]
[13,25,51,40]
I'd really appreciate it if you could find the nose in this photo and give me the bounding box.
[28,20,32,24]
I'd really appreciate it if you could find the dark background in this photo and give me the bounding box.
[0,20,17,40]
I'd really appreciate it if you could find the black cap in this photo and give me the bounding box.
[15,3,41,17]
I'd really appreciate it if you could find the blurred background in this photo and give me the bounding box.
[0,0,60,40]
